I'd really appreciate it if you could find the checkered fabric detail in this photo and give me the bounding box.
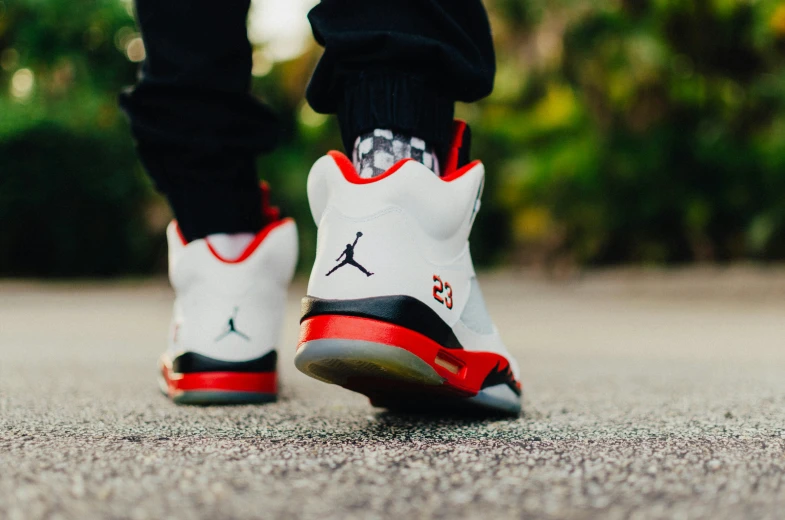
[352,129,440,178]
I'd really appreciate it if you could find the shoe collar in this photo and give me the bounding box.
[172,181,291,264]
[329,120,480,184]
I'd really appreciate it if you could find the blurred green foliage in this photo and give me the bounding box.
[486,0,785,266]
[3,0,785,276]
[0,0,158,275]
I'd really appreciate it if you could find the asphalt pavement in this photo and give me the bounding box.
[2,269,785,519]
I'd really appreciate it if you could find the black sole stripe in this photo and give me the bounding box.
[480,362,522,396]
[171,351,277,374]
[301,295,464,350]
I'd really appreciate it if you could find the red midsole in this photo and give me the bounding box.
[298,314,515,396]
[161,363,277,395]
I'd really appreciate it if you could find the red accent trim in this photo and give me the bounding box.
[328,150,413,184]
[162,362,277,395]
[206,217,294,264]
[259,181,281,223]
[173,221,188,246]
[442,120,468,176]
[298,314,520,396]
[441,160,481,182]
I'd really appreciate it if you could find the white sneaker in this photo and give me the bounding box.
[295,123,522,415]
[159,185,298,404]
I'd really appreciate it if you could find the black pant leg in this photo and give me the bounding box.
[120,0,279,241]
[306,0,495,154]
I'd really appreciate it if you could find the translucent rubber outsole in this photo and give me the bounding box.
[295,339,521,416]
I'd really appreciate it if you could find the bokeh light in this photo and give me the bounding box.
[10,68,34,99]
[125,37,145,62]
[248,0,317,62]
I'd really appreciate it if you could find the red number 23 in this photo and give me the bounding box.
[433,275,453,309]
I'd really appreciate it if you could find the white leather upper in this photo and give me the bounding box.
[308,156,483,262]
[305,154,519,378]
[166,219,298,362]
[307,157,483,327]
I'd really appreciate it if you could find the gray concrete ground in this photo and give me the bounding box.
[2,269,785,520]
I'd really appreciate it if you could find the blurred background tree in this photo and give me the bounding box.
[2,0,785,276]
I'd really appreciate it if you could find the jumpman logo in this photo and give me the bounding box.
[215,307,250,341]
[326,231,374,277]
